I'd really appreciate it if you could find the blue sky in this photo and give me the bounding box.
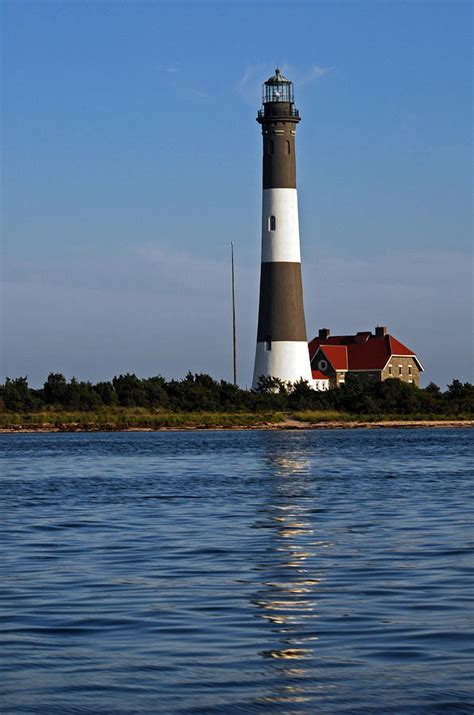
[2,0,472,388]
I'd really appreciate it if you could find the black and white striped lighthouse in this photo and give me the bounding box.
[252,69,313,388]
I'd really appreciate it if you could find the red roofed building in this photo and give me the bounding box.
[308,326,423,388]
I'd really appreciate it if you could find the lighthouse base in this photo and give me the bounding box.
[252,341,313,390]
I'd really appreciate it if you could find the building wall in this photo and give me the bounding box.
[345,362,419,386]
[381,357,420,386]
[310,349,339,388]
[312,379,330,391]
[346,370,382,383]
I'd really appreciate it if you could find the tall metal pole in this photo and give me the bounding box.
[231,242,237,386]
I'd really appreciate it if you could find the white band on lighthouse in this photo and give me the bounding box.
[261,189,301,263]
[253,341,313,387]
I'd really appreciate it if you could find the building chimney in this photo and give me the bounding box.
[319,328,330,340]
[375,326,387,337]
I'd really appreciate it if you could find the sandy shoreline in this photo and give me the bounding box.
[0,419,472,433]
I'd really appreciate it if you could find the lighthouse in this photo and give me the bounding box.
[252,69,313,389]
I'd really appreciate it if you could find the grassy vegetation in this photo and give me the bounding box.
[293,411,474,424]
[293,410,357,423]
[0,407,471,431]
[0,408,288,431]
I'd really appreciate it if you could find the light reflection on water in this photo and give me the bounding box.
[253,451,324,706]
[0,429,473,714]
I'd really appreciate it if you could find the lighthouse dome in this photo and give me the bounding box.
[265,68,291,84]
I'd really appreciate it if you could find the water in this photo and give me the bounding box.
[0,429,472,714]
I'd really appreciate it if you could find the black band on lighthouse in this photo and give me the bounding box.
[256,262,308,342]
[262,126,297,189]
[258,99,299,190]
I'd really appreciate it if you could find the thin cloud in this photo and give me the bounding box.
[190,89,208,99]
[280,63,333,86]
[298,65,333,85]
[159,64,180,73]
[237,64,267,105]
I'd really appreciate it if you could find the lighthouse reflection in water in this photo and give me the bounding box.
[252,449,331,706]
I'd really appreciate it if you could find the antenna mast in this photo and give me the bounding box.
[231,242,237,386]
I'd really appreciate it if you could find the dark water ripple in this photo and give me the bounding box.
[0,429,473,714]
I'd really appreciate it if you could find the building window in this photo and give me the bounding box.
[287,140,290,154]
[398,365,403,376]
[388,365,392,376]
[409,379,413,384]
[269,215,276,231]
[265,337,272,351]
[408,365,413,375]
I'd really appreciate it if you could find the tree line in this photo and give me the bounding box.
[0,372,472,416]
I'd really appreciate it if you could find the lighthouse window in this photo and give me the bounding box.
[287,140,290,154]
[265,337,272,351]
[269,215,276,231]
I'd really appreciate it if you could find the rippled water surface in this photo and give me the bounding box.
[1,429,473,714]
